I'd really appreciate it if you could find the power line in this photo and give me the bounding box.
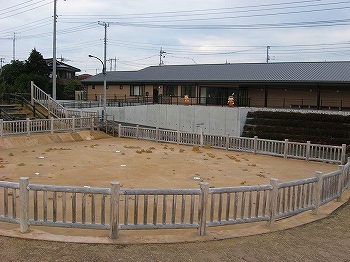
[0,0,51,20]
[59,1,350,23]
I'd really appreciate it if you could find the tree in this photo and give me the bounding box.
[0,60,26,86]
[25,48,50,77]
[62,79,79,100]
[0,48,50,95]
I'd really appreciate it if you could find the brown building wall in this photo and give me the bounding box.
[83,82,350,109]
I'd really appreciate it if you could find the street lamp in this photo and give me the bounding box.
[89,54,106,121]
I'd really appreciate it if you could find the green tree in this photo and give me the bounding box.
[14,73,50,94]
[0,48,50,95]
[63,79,79,99]
[25,48,50,76]
[0,60,26,86]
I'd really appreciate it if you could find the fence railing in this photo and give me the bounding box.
[0,160,349,239]
[30,81,97,119]
[1,117,349,239]
[1,116,346,164]
[112,123,346,165]
[0,117,92,137]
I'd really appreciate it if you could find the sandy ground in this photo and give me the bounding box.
[0,132,348,243]
[0,134,339,189]
[0,132,349,260]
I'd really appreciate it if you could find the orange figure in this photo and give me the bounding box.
[228,94,234,107]
[184,95,190,105]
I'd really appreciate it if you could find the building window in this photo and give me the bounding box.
[181,85,196,97]
[130,85,144,96]
[164,85,178,96]
[92,85,95,89]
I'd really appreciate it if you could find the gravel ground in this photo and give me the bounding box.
[0,199,349,262]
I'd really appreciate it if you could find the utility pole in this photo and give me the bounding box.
[266,46,270,63]
[159,47,166,66]
[58,55,71,62]
[52,0,57,100]
[13,33,16,61]
[108,57,117,71]
[98,21,109,119]
[0,58,5,74]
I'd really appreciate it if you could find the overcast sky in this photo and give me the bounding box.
[1,0,350,75]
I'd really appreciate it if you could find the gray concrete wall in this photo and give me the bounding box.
[105,105,249,137]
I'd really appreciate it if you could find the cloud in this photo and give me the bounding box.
[0,0,349,74]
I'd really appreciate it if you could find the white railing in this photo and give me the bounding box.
[0,117,92,137]
[0,159,349,239]
[114,124,346,165]
[30,81,97,119]
[0,117,346,164]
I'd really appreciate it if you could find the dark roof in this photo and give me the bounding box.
[82,61,350,84]
[45,59,81,73]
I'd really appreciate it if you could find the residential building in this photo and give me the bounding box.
[82,61,350,110]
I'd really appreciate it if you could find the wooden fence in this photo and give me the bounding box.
[1,116,346,165]
[0,117,93,137]
[115,123,346,165]
[0,160,349,239]
[0,116,349,239]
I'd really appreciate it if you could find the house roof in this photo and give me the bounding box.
[45,59,81,73]
[82,61,350,84]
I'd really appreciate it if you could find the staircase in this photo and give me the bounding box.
[30,81,97,119]
[1,94,50,120]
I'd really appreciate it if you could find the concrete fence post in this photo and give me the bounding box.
[0,119,3,138]
[198,182,209,236]
[72,116,76,132]
[136,125,139,139]
[312,171,323,215]
[90,116,94,134]
[267,178,279,227]
[105,113,108,130]
[30,81,34,106]
[253,136,258,154]
[19,177,30,233]
[177,130,180,145]
[50,117,54,134]
[200,131,204,147]
[26,118,30,136]
[118,124,122,138]
[306,141,311,161]
[48,95,52,112]
[96,111,100,131]
[226,134,229,150]
[156,127,159,142]
[110,182,120,239]
[112,116,115,137]
[341,144,346,165]
[337,165,345,202]
[284,139,289,159]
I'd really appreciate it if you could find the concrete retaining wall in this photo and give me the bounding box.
[105,105,250,137]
